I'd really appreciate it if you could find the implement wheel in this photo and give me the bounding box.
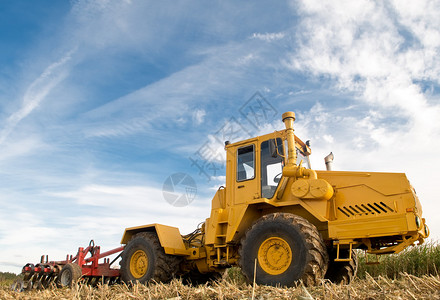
[10,279,24,292]
[58,263,82,287]
[238,213,328,287]
[120,232,180,284]
[325,249,358,284]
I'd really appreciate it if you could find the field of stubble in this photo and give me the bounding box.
[2,242,440,300]
[1,273,440,300]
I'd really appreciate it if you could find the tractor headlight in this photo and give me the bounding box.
[424,224,430,237]
[415,216,421,229]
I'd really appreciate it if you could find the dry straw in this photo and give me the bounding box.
[2,273,440,300]
[2,242,440,299]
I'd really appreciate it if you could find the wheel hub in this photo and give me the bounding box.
[258,237,292,275]
[60,270,72,286]
[130,249,148,278]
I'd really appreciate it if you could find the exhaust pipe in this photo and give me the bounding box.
[282,112,317,180]
[324,152,334,171]
[282,112,297,167]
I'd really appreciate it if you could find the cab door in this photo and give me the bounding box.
[234,142,259,204]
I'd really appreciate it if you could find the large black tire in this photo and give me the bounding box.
[58,263,82,287]
[120,232,181,284]
[325,249,358,284]
[238,213,329,287]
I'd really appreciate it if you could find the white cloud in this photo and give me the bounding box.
[288,0,440,119]
[0,136,46,162]
[251,32,285,41]
[192,109,206,125]
[287,0,440,154]
[323,134,334,144]
[285,0,440,243]
[210,175,226,182]
[0,182,211,273]
[391,0,440,50]
[51,183,210,222]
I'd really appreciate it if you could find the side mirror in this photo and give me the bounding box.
[269,139,278,158]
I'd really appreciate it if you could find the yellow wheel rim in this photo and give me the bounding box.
[130,250,148,278]
[258,237,292,275]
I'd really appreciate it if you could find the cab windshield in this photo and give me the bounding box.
[296,149,311,169]
[284,139,311,169]
[261,137,311,199]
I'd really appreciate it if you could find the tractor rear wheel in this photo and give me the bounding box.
[120,232,181,284]
[325,249,358,284]
[58,263,82,287]
[238,213,328,287]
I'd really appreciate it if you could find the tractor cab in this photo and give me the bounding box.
[225,129,312,203]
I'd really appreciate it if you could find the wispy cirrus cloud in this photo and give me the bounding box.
[0,48,76,146]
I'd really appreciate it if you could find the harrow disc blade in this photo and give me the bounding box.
[10,279,24,292]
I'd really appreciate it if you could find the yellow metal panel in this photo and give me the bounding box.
[328,214,409,239]
[121,223,157,244]
[154,224,188,254]
[316,171,411,196]
[226,204,249,242]
[405,213,418,232]
[205,210,221,245]
[121,223,189,255]
[211,188,226,210]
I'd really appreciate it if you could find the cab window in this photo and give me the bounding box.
[237,145,255,181]
[284,139,311,169]
[261,138,284,198]
[297,149,311,169]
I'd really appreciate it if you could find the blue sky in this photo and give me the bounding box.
[1,0,439,273]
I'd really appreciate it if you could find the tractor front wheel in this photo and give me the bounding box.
[238,213,328,287]
[120,232,180,284]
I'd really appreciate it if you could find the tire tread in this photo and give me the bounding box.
[120,232,181,283]
[238,212,329,286]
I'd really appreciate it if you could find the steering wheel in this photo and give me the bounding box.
[273,172,282,183]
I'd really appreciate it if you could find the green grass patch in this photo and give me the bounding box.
[0,272,20,287]
[357,241,440,279]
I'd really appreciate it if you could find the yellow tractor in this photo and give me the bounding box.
[119,111,429,286]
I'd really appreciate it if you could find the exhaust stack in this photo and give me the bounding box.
[282,112,317,180]
[324,152,334,171]
[282,111,297,167]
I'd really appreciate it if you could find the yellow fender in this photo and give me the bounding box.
[121,223,189,255]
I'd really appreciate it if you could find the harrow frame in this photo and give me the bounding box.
[15,240,124,291]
